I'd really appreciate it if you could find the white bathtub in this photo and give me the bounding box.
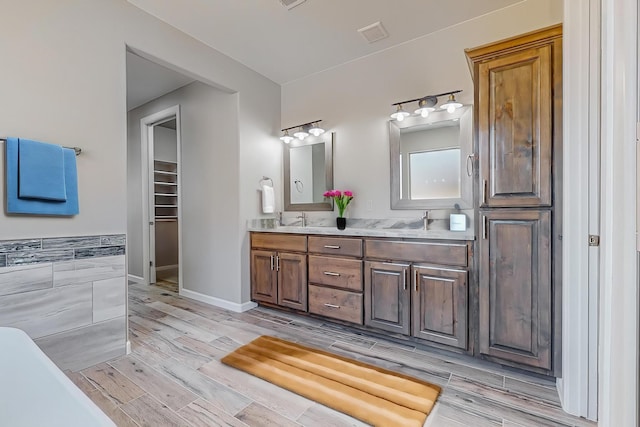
[0,327,115,427]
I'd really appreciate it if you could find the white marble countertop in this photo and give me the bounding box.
[247,225,475,241]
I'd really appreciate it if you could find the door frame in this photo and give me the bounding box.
[140,105,182,292]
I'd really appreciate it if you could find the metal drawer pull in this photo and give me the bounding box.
[270,255,274,270]
[324,303,340,309]
[323,271,340,276]
[324,245,341,249]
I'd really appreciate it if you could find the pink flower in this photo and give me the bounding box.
[323,189,354,217]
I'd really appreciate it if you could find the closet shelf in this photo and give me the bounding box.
[156,218,177,222]
[154,181,177,186]
[156,215,178,219]
[155,193,177,197]
[154,170,177,176]
[156,205,178,208]
[155,160,176,165]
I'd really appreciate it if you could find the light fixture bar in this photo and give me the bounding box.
[281,120,323,133]
[391,90,462,107]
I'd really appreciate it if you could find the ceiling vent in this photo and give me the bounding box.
[358,21,389,43]
[279,0,307,10]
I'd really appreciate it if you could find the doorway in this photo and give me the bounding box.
[140,106,182,293]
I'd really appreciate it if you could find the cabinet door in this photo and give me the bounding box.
[478,45,552,207]
[251,250,277,304]
[412,266,468,349]
[277,252,308,311]
[479,210,551,370]
[364,261,410,335]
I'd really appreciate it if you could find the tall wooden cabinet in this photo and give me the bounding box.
[466,24,562,374]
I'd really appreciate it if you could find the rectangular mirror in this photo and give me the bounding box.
[284,132,334,211]
[390,106,473,209]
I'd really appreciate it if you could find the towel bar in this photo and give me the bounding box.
[1,138,82,156]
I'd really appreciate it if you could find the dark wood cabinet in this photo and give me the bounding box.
[277,252,307,311]
[250,250,277,304]
[478,210,552,369]
[477,45,553,208]
[364,261,411,335]
[250,250,307,310]
[250,233,308,312]
[412,266,468,349]
[363,240,470,350]
[308,237,364,325]
[467,24,561,375]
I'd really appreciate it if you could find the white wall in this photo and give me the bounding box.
[281,0,562,220]
[0,0,279,306]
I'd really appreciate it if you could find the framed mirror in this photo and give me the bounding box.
[390,106,473,209]
[284,132,334,211]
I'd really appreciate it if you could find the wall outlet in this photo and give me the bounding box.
[366,200,373,211]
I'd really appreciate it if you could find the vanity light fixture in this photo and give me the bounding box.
[308,122,325,137]
[391,90,462,121]
[293,126,309,140]
[440,93,463,113]
[390,104,411,121]
[280,120,324,143]
[414,96,437,118]
[280,129,294,144]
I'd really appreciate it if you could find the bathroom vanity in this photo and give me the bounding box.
[250,228,475,357]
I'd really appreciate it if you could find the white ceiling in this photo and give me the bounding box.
[126,52,194,110]
[127,0,522,84]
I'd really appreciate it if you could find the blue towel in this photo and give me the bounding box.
[6,138,79,216]
[18,139,67,201]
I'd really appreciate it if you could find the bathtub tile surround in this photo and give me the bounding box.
[0,234,127,371]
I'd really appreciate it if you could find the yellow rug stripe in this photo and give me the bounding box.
[221,336,441,427]
[237,342,436,411]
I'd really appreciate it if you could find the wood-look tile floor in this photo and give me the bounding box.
[66,283,597,427]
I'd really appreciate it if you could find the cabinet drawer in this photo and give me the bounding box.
[308,255,363,291]
[364,239,468,267]
[308,236,363,257]
[251,233,307,252]
[308,285,363,325]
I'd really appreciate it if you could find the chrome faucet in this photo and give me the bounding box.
[422,210,430,230]
[296,212,306,227]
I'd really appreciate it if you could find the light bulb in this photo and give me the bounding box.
[390,105,410,121]
[420,109,430,118]
[293,127,308,140]
[447,104,456,114]
[309,123,325,136]
[280,130,294,144]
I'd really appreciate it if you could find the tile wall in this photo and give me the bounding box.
[0,234,127,371]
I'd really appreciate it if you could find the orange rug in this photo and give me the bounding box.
[221,336,440,426]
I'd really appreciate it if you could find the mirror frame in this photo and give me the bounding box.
[283,131,334,211]
[389,106,473,209]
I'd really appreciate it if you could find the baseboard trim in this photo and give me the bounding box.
[127,274,144,284]
[126,340,131,355]
[180,288,257,313]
